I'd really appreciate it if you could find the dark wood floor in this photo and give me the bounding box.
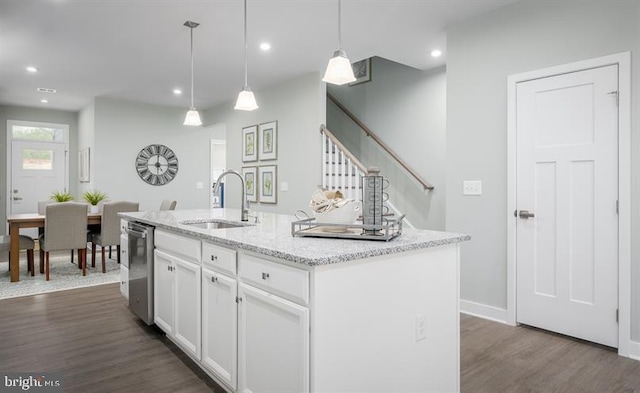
[0,284,224,393]
[1,285,640,392]
[461,313,640,393]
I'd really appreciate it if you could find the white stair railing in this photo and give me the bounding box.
[320,125,415,228]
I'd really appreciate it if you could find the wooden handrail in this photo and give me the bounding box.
[327,93,434,190]
[320,125,369,175]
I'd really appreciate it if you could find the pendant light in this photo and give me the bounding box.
[184,20,202,126]
[235,0,258,111]
[322,0,356,85]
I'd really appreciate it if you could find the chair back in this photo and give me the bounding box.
[43,202,88,251]
[160,200,177,211]
[101,201,139,245]
[38,200,54,215]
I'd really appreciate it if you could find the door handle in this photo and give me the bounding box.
[518,210,535,219]
[12,197,23,201]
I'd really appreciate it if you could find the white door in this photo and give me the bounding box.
[154,250,175,335]
[516,65,619,347]
[202,268,237,390]
[173,256,201,360]
[11,140,66,215]
[238,283,309,393]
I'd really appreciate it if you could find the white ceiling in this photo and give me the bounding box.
[0,0,517,112]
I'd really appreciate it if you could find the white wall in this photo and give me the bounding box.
[92,97,223,211]
[446,0,640,338]
[327,58,447,230]
[0,105,79,235]
[203,72,325,215]
[77,99,95,196]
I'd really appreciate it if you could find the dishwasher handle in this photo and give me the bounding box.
[126,228,147,238]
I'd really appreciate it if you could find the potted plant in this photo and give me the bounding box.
[50,190,74,202]
[82,189,108,213]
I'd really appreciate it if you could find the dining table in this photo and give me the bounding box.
[6,213,101,282]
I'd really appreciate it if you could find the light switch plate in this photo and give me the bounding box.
[463,180,482,196]
[196,182,204,189]
[281,181,289,192]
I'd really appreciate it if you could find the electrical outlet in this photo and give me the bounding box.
[416,315,426,342]
[463,180,482,196]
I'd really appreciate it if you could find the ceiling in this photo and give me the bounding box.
[0,0,517,112]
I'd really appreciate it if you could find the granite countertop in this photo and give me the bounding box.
[120,209,470,266]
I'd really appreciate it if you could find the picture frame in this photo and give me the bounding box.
[242,125,258,162]
[349,58,371,86]
[241,166,258,203]
[258,121,278,160]
[258,165,277,204]
[79,147,90,182]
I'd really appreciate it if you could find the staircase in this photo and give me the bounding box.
[320,125,417,229]
[322,94,436,230]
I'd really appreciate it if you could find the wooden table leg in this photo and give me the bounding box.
[9,223,20,282]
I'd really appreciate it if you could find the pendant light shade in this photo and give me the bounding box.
[235,87,258,111]
[235,0,258,111]
[184,109,202,126]
[323,0,356,85]
[184,21,202,126]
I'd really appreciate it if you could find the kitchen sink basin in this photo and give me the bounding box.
[180,220,250,230]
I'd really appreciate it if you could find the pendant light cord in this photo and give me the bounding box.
[190,26,195,109]
[338,0,342,50]
[243,0,248,88]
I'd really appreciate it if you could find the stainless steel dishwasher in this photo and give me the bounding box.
[127,221,155,325]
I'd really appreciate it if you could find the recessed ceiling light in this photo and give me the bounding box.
[173,89,183,95]
[37,87,56,93]
[430,49,442,58]
[40,99,48,103]
[26,66,39,73]
[259,42,271,51]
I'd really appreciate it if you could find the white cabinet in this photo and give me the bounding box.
[119,234,129,299]
[238,282,310,393]
[202,267,237,390]
[154,248,202,360]
[154,249,175,335]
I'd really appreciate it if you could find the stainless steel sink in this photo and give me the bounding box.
[180,220,249,230]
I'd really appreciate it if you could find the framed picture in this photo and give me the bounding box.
[242,166,258,203]
[259,165,277,204]
[242,125,258,162]
[79,147,90,182]
[258,121,278,160]
[349,58,371,86]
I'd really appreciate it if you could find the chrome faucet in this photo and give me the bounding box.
[213,169,250,221]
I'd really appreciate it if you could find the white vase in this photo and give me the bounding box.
[90,205,99,214]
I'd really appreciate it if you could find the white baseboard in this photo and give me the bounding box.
[630,340,640,361]
[460,299,509,325]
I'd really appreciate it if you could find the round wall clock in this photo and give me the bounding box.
[135,144,179,186]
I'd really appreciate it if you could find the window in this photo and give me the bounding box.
[12,126,65,142]
[22,148,53,170]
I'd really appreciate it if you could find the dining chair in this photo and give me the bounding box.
[39,202,89,280]
[90,201,139,272]
[160,200,177,210]
[0,235,35,276]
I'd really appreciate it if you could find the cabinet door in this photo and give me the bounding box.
[154,250,175,335]
[202,268,237,390]
[120,234,128,267]
[174,257,202,360]
[120,265,129,299]
[238,283,309,393]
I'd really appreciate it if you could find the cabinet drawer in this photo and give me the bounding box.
[155,230,201,262]
[240,253,309,305]
[202,242,237,277]
[120,265,129,300]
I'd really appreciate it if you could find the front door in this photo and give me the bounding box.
[516,64,619,347]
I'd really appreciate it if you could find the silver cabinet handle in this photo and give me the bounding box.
[12,197,23,201]
[211,255,218,261]
[262,272,270,280]
[519,210,535,219]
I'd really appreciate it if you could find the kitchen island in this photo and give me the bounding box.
[120,208,470,393]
